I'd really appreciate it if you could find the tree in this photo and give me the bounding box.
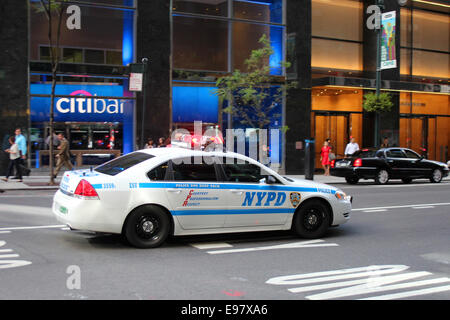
[363,92,393,113]
[33,0,68,185]
[214,34,296,131]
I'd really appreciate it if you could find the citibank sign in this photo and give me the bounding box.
[56,90,124,115]
[31,84,129,123]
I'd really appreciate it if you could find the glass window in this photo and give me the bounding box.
[39,46,61,62]
[171,159,218,181]
[106,50,122,65]
[147,162,169,181]
[95,152,154,176]
[30,4,134,66]
[232,22,284,74]
[233,0,282,24]
[386,149,406,158]
[404,149,420,159]
[85,49,105,64]
[412,50,449,79]
[63,48,83,63]
[173,0,228,17]
[222,158,273,183]
[312,38,362,71]
[413,10,449,53]
[312,0,362,41]
[173,16,228,71]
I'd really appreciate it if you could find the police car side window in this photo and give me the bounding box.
[222,158,271,183]
[170,158,218,182]
[147,162,168,181]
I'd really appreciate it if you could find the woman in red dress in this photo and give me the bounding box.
[320,140,331,176]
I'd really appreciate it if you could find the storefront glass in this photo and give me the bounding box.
[28,1,136,167]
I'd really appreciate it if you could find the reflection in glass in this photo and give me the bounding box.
[173,16,228,71]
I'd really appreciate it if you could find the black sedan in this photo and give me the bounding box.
[330,147,449,185]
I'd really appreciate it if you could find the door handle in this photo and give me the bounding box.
[231,190,243,195]
[167,189,181,194]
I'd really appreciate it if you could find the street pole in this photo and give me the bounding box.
[374,0,384,148]
[140,58,148,150]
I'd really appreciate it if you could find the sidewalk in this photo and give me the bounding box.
[0,168,448,191]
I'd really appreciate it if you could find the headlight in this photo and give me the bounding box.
[335,191,347,200]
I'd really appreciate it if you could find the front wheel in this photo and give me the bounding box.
[124,205,171,248]
[292,200,331,239]
[375,169,389,185]
[430,169,443,183]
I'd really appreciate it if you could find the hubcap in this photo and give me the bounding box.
[136,215,159,239]
[433,170,442,181]
[303,208,323,231]
[379,170,388,183]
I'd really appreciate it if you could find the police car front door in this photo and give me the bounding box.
[221,159,289,227]
[165,157,226,230]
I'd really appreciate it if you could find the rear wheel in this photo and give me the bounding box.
[292,200,331,239]
[345,176,359,184]
[375,169,389,185]
[430,169,443,183]
[124,205,170,248]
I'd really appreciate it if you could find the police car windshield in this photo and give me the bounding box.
[95,152,154,176]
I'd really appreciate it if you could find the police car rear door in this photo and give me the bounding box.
[221,156,289,228]
[165,156,226,230]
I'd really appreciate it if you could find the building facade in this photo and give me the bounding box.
[0,0,448,174]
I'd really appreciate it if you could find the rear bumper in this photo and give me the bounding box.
[330,167,376,178]
[52,190,123,234]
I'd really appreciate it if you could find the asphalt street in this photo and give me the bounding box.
[0,181,450,301]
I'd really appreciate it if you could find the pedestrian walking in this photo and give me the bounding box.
[344,136,360,157]
[326,138,336,161]
[2,136,23,182]
[14,128,30,177]
[45,132,60,149]
[320,140,331,176]
[52,133,73,179]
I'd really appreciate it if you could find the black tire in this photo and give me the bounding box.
[375,169,389,185]
[124,205,171,248]
[402,177,412,184]
[292,199,331,239]
[345,176,359,184]
[430,169,443,183]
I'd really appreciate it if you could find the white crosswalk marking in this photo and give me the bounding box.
[0,240,32,269]
[190,242,233,250]
[266,265,450,300]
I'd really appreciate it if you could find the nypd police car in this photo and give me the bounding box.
[53,148,352,248]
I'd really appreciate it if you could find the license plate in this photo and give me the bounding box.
[336,162,349,167]
[58,204,68,215]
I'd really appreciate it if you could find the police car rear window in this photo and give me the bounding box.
[95,152,154,176]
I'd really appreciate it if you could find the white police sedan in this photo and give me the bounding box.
[53,148,352,248]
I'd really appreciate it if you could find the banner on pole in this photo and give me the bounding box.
[380,11,397,70]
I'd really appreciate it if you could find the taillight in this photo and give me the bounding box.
[353,158,363,167]
[331,160,336,168]
[74,179,99,199]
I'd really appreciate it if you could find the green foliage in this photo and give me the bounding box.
[363,92,394,113]
[214,34,296,129]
